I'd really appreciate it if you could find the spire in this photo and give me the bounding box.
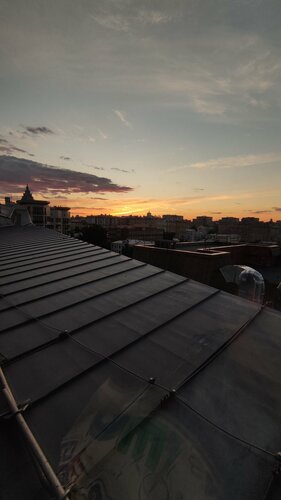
[20,184,34,203]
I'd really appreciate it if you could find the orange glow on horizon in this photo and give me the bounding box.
[2,192,280,222]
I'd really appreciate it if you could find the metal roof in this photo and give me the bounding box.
[0,225,280,499]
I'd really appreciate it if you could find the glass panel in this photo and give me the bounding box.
[67,396,276,500]
[25,362,166,485]
[178,308,281,452]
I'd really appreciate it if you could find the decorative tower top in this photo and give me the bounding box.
[20,185,34,203]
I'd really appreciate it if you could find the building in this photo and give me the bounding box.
[0,221,281,499]
[2,186,71,233]
[133,241,281,305]
[111,239,154,254]
[47,206,71,234]
[16,185,49,226]
[193,215,213,227]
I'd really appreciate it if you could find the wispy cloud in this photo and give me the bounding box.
[169,152,281,172]
[0,155,133,196]
[250,210,271,214]
[91,13,129,32]
[85,164,105,171]
[97,129,108,140]
[23,126,55,136]
[272,207,281,212]
[0,136,32,156]
[113,109,132,128]
[91,6,173,33]
[60,156,71,161]
[111,167,134,173]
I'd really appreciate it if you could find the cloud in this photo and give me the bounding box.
[272,207,281,211]
[170,152,281,172]
[0,136,31,156]
[91,7,173,33]
[92,14,129,32]
[193,188,205,192]
[0,155,133,196]
[60,156,71,160]
[252,210,272,214]
[97,129,108,140]
[210,211,222,215]
[86,165,105,171]
[113,109,132,128]
[111,167,133,173]
[71,206,105,210]
[23,126,55,136]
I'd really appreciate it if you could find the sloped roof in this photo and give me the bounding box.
[0,225,280,499]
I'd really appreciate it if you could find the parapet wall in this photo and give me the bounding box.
[133,246,231,286]
[212,244,280,267]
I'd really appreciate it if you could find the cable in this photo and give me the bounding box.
[174,304,263,390]
[175,394,277,460]
[61,383,152,493]
[1,286,279,463]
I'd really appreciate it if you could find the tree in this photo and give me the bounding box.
[80,224,108,248]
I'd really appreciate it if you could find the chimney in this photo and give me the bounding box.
[5,197,11,205]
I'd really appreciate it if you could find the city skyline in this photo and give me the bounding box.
[1,1,281,220]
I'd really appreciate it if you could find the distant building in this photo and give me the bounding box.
[162,214,184,222]
[111,239,154,254]
[3,185,71,233]
[193,215,213,227]
[241,217,260,224]
[48,206,70,233]
[16,184,49,226]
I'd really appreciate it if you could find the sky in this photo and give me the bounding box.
[1,0,281,220]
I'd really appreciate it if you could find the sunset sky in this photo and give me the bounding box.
[1,0,281,220]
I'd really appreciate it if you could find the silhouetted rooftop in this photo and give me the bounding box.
[0,225,280,499]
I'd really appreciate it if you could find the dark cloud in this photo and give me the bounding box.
[111,167,134,173]
[0,155,133,196]
[72,206,105,210]
[0,135,32,155]
[272,207,281,211]
[60,156,71,161]
[210,211,222,214]
[90,197,108,200]
[0,141,30,156]
[85,164,105,171]
[252,210,271,214]
[193,188,205,191]
[23,126,55,136]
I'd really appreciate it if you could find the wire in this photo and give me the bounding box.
[174,305,263,390]
[62,384,152,493]
[175,394,277,459]
[1,287,279,463]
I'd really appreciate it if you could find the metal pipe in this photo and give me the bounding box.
[0,367,69,500]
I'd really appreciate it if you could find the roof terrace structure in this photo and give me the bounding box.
[16,185,49,226]
[0,224,280,499]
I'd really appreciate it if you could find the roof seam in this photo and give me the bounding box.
[0,255,131,299]
[0,247,108,277]
[0,252,117,290]
[0,261,148,311]
[0,267,165,334]
[4,275,188,366]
